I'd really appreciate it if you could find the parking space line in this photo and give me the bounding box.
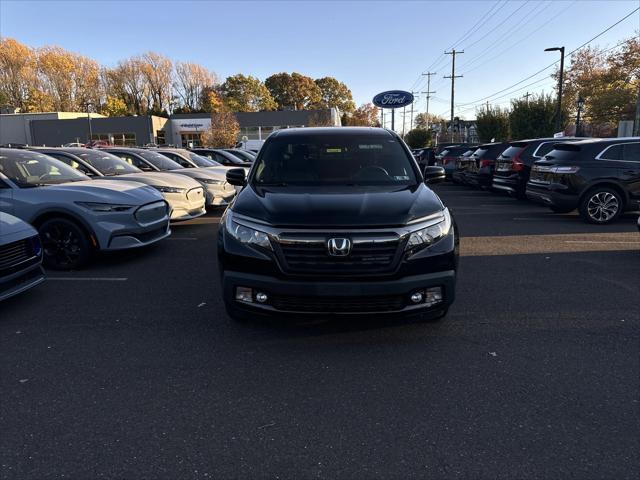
[47,277,128,281]
[461,232,640,256]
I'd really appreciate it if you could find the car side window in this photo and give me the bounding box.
[165,153,191,168]
[621,142,639,162]
[599,145,623,160]
[46,153,93,175]
[214,153,228,164]
[115,153,152,171]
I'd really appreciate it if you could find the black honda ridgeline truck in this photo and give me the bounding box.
[218,127,459,322]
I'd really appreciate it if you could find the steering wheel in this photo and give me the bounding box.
[352,166,390,182]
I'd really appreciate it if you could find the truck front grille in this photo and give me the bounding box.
[270,293,405,313]
[276,234,401,275]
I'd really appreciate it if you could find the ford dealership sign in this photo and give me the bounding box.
[372,90,414,109]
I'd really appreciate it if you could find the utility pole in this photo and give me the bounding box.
[545,46,565,133]
[523,91,533,104]
[634,85,640,136]
[83,102,94,145]
[444,49,463,142]
[410,93,420,131]
[421,71,437,131]
[402,105,406,137]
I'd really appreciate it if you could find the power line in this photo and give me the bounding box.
[462,0,532,51]
[457,0,555,73]
[455,6,640,109]
[408,0,505,92]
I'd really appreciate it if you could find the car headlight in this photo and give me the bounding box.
[225,212,272,250]
[150,185,186,194]
[406,208,452,251]
[194,178,224,185]
[75,202,134,212]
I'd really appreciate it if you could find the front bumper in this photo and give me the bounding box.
[222,269,456,318]
[0,262,45,302]
[89,201,173,250]
[206,183,236,207]
[163,188,207,221]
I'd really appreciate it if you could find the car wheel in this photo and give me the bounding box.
[39,218,91,270]
[579,187,623,224]
[549,206,574,214]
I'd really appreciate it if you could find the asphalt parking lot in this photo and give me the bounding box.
[1,184,639,479]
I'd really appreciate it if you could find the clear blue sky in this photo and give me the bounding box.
[1,0,638,124]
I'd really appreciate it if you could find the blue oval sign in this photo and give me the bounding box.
[372,90,414,109]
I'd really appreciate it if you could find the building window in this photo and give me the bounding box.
[92,133,136,146]
[156,130,166,145]
[181,133,202,148]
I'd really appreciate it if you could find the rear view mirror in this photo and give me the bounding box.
[226,168,246,186]
[424,166,445,185]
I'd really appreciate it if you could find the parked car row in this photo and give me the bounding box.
[0,146,249,280]
[443,137,640,224]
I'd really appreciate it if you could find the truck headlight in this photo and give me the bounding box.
[194,178,224,185]
[225,212,272,250]
[75,202,134,212]
[150,185,186,194]
[406,209,451,251]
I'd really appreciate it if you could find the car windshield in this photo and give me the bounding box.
[137,150,184,170]
[217,150,246,165]
[0,149,89,187]
[253,133,418,186]
[187,152,218,167]
[74,149,141,175]
[228,150,255,162]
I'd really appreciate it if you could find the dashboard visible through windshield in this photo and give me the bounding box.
[253,134,418,186]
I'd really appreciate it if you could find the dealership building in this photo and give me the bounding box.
[0,108,341,147]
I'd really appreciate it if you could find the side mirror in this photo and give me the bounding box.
[424,166,445,185]
[226,168,246,186]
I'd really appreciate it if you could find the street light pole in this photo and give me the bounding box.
[575,96,584,137]
[84,102,94,145]
[545,46,565,133]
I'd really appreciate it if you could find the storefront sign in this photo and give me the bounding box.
[372,90,414,109]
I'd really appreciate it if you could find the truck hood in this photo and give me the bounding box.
[232,183,444,228]
[41,179,164,205]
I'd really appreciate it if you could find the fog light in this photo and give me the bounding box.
[235,286,253,303]
[410,292,424,304]
[424,287,443,307]
[256,292,268,303]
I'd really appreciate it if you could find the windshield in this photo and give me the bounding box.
[253,133,417,186]
[218,150,247,165]
[137,150,184,170]
[74,149,141,175]
[187,152,218,167]
[0,149,89,187]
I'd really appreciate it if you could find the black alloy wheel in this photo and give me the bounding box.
[39,218,91,270]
